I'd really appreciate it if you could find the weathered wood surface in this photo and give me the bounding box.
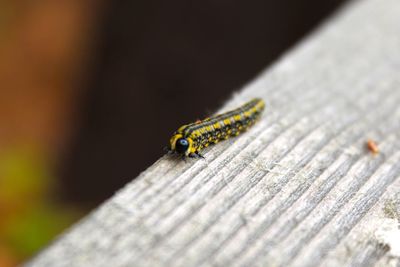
[27,0,400,266]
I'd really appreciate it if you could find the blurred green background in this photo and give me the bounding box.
[0,1,98,265]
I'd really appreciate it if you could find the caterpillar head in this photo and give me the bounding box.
[169,134,193,156]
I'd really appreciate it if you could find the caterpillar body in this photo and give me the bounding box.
[168,98,265,158]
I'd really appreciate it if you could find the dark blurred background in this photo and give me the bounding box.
[0,0,347,265]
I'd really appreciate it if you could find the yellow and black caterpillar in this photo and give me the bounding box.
[168,98,265,158]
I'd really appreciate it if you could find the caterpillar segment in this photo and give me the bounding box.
[168,98,265,158]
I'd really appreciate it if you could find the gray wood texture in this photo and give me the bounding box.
[27,0,400,266]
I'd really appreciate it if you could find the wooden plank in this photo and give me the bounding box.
[26,0,400,266]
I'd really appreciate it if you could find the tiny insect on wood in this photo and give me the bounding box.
[366,139,379,154]
[167,98,265,158]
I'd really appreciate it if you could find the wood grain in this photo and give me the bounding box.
[27,0,400,266]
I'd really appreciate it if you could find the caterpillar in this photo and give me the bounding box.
[168,98,265,158]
